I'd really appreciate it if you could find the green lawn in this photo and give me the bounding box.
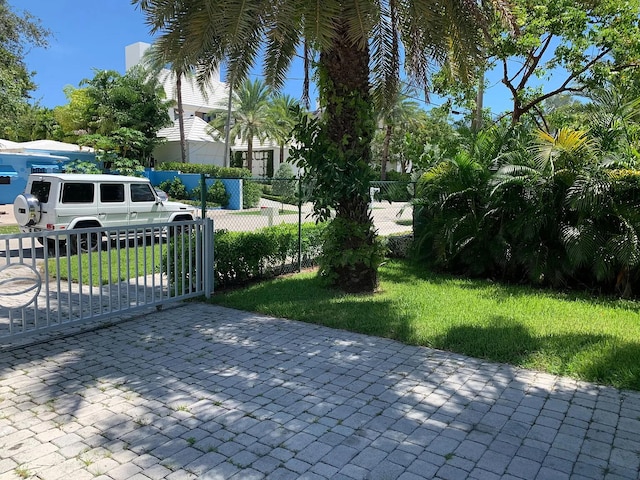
[49,245,163,286]
[0,225,19,234]
[210,259,640,391]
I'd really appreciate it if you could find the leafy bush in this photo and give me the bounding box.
[215,222,327,287]
[157,162,250,178]
[191,180,230,206]
[158,177,189,200]
[243,180,262,208]
[165,222,327,290]
[272,163,297,203]
[317,217,386,291]
[62,159,102,174]
[384,234,414,258]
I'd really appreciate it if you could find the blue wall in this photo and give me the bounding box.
[0,152,72,204]
[145,170,243,210]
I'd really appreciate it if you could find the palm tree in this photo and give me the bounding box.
[266,94,300,171]
[378,87,422,180]
[141,42,197,164]
[135,0,516,293]
[208,78,272,174]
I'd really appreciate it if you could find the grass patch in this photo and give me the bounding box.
[210,259,640,391]
[0,225,19,234]
[48,245,163,287]
[395,219,413,226]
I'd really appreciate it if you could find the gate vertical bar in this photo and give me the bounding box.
[204,217,214,298]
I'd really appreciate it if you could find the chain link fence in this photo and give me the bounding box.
[196,177,414,235]
[185,177,415,281]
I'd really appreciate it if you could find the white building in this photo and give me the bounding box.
[125,42,292,177]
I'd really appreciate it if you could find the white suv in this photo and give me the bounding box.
[14,173,196,253]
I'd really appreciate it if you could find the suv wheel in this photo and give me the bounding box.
[14,194,41,227]
[69,232,100,255]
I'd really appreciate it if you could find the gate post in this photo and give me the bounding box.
[204,218,215,298]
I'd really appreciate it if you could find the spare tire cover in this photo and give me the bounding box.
[13,194,41,227]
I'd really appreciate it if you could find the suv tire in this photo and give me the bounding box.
[14,194,41,227]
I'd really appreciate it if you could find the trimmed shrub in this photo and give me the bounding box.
[165,222,328,291]
[215,222,327,287]
[243,180,262,208]
[384,234,414,258]
[157,162,250,178]
[158,177,189,200]
[191,180,230,206]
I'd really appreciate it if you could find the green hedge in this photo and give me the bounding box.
[215,222,326,287]
[165,222,327,291]
[157,162,251,178]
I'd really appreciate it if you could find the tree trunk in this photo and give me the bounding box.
[381,123,392,180]
[176,74,187,163]
[319,21,378,293]
[247,137,253,174]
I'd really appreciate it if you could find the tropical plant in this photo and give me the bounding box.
[141,42,214,164]
[267,94,300,168]
[135,0,516,293]
[158,177,189,200]
[437,0,640,126]
[208,78,272,174]
[191,180,230,206]
[377,88,422,179]
[57,67,172,164]
[0,1,50,139]
[272,163,297,208]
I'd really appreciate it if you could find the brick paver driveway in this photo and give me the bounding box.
[1,304,639,479]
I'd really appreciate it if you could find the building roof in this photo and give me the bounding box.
[16,140,94,152]
[0,139,23,149]
[158,70,229,114]
[157,116,222,143]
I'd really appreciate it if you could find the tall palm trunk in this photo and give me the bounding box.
[176,73,187,163]
[320,21,378,292]
[381,123,392,180]
[246,137,253,174]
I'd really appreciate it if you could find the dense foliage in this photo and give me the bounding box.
[166,222,327,291]
[190,180,230,207]
[0,1,50,139]
[156,162,250,179]
[413,94,640,298]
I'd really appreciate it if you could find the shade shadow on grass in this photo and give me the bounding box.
[210,260,640,390]
[211,273,418,343]
[433,316,640,390]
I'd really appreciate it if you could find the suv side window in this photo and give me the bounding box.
[131,183,156,202]
[101,184,125,203]
[62,183,94,203]
[30,181,51,203]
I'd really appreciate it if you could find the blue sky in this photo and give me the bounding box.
[19,0,155,108]
[19,0,312,109]
[18,0,513,114]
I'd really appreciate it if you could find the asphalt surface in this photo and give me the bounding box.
[1,303,639,479]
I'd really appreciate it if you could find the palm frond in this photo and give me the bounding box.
[301,0,342,50]
[370,0,400,111]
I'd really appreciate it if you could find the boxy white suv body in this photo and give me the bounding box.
[14,173,196,252]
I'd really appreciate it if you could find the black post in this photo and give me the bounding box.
[200,173,206,219]
[298,177,302,272]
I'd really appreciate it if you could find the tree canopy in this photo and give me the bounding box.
[0,1,50,138]
[54,67,173,164]
[137,0,515,292]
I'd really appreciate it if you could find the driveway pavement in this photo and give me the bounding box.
[1,303,639,480]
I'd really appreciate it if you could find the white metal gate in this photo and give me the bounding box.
[0,218,214,344]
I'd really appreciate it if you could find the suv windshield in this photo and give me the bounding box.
[131,183,156,202]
